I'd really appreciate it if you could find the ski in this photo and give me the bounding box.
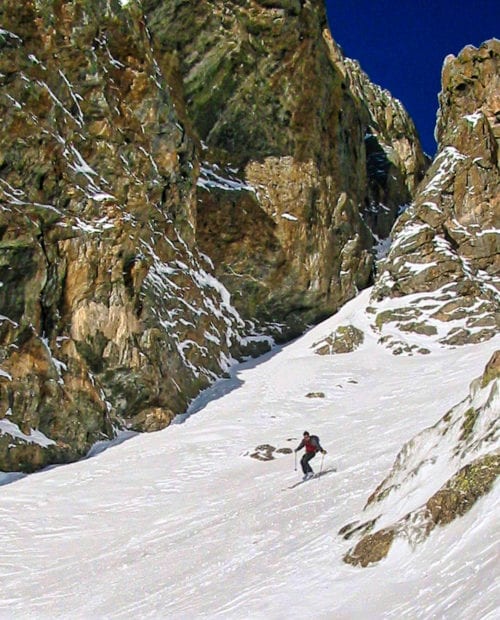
[284,467,337,490]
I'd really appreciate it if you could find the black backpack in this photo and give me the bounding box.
[310,435,320,449]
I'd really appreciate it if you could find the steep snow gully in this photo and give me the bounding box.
[1,290,499,619]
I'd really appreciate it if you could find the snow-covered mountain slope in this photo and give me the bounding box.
[341,345,499,567]
[1,290,498,619]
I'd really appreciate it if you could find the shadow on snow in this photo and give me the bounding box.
[0,343,285,488]
[173,342,284,424]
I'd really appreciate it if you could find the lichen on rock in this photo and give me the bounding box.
[341,350,500,567]
[312,325,364,355]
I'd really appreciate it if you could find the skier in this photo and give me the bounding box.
[295,431,326,480]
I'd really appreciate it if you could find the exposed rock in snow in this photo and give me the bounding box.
[342,349,500,566]
[312,325,365,355]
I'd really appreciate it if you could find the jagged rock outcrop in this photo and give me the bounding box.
[338,53,429,240]
[371,39,500,350]
[312,324,364,355]
[0,0,255,471]
[342,350,500,567]
[144,0,427,338]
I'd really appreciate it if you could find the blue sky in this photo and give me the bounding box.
[325,1,499,155]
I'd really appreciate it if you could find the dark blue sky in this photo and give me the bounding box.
[325,1,499,155]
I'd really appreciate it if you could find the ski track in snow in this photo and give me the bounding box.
[1,290,499,619]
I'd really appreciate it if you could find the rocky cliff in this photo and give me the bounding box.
[144,0,427,337]
[0,0,428,472]
[0,0,259,471]
[307,39,499,565]
[370,39,499,352]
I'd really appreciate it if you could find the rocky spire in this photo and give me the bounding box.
[370,39,499,351]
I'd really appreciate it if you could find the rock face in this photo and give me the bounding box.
[340,53,429,240]
[371,40,499,349]
[342,350,500,567]
[0,0,426,472]
[0,0,252,471]
[144,0,427,338]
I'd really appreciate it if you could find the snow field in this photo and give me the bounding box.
[0,290,498,619]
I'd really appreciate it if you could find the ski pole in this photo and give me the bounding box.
[319,452,324,478]
[294,450,297,471]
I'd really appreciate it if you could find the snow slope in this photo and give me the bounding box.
[1,289,499,619]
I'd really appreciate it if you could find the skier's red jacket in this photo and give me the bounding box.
[296,435,324,453]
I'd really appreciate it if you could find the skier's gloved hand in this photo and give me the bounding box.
[322,449,327,454]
